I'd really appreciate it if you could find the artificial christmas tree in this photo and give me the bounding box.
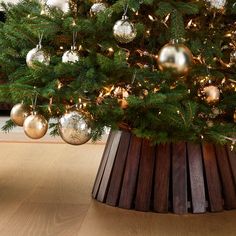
[0,0,235,213]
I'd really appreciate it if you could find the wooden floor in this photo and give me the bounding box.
[0,142,235,235]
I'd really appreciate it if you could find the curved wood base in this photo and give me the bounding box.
[92,130,236,214]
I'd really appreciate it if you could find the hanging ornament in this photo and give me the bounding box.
[62,46,79,63]
[113,15,137,44]
[10,103,31,126]
[200,85,220,104]
[230,50,236,63]
[23,112,48,139]
[90,2,107,16]
[157,41,193,75]
[46,0,69,13]
[26,34,50,68]
[58,110,91,145]
[205,0,227,10]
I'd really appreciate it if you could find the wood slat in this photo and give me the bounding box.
[202,143,223,212]
[135,139,156,211]
[119,135,142,209]
[106,131,131,206]
[215,146,236,209]
[92,131,116,198]
[153,143,171,213]
[227,147,236,187]
[96,131,122,202]
[187,143,206,213]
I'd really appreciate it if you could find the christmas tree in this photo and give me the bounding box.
[0,0,235,147]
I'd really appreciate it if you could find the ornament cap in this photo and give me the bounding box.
[121,15,129,21]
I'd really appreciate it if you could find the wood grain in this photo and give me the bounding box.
[202,143,223,212]
[135,139,156,211]
[96,131,122,202]
[119,135,142,209]
[106,131,131,206]
[172,142,188,214]
[187,143,206,213]
[215,146,236,209]
[153,143,171,213]
[227,147,236,187]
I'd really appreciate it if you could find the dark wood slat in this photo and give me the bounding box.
[153,143,171,213]
[135,139,156,211]
[202,143,223,212]
[187,143,206,213]
[227,147,236,187]
[119,135,142,209]
[215,146,236,209]
[172,142,188,214]
[92,131,116,198]
[97,131,122,202]
[106,131,131,206]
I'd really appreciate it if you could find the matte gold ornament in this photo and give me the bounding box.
[230,50,236,63]
[10,103,31,126]
[90,2,107,16]
[62,46,79,63]
[58,110,91,145]
[202,85,220,104]
[158,42,193,75]
[26,45,50,68]
[113,15,137,44]
[46,0,69,13]
[23,112,48,139]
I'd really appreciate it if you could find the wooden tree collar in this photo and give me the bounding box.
[92,130,236,214]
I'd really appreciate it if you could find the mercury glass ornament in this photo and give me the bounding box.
[59,110,91,145]
[10,103,31,126]
[203,85,220,104]
[90,2,107,16]
[157,42,193,75]
[23,112,48,139]
[26,45,50,68]
[230,50,236,63]
[46,0,69,13]
[62,46,79,63]
[206,0,227,10]
[113,15,137,44]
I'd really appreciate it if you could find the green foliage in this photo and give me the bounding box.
[0,0,235,146]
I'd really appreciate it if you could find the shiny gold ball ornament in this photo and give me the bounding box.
[113,16,137,44]
[58,110,91,145]
[26,45,50,68]
[23,112,48,139]
[230,50,236,63]
[62,46,79,63]
[202,85,220,104]
[10,103,31,126]
[90,2,107,16]
[157,42,193,75]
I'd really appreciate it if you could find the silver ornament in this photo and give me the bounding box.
[62,46,79,63]
[59,110,91,145]
[157,42,193,75]
[90,3,107,16]
[26,45,50,68]
[230,50,236,63]
[10,103,31,126]
[23,112,48,139]
[113,16,137,44]
[206,0,226,10]
[46,0,69,13]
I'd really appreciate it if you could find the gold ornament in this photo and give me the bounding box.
[10,103,31,126]
[26,45,50,68]
[157,42,193,75]
[59,110,91,145]
[113,86,129,109]
[202,85,220,104]
[23,112,48,139]
[90,2,107,16]
[113,15,137,44]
